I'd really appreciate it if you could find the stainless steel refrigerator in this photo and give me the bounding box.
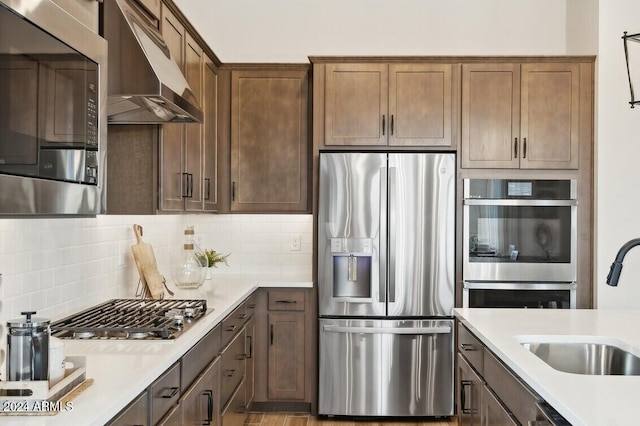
[318,152,455,417]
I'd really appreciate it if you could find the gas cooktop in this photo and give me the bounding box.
[50,299,209,340]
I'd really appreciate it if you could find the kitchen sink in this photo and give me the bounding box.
[521,341,640,375]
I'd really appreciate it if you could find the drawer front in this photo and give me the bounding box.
[268,290,305,311]
[458,322,484,374]
[483,349,541,425]
[245,292,257,317]
[221,329,247,407]
[150,362,181,425]
[222,302,248,345]
[182,324,221,390]
[108,390,148,426]
[222,378,247,426]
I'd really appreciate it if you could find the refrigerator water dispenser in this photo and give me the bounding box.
[333,255,371,298]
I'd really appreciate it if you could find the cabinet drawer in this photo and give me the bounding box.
[221,329,247,407]
[150,362,181,425]
[267,290,305,311]
[483,349,541,425]
[245,292,257,317]
[222,378,247,426]
[107,390,148,426]
[182,324,221,390]
[458,323,484,374]
[222,302,248,345]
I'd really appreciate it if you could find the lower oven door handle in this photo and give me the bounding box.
[464,281,577,291]
[322,324,451,335]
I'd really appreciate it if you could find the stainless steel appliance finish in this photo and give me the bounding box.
[7,311,50,382]
[521,341,640,375]
[318,152,455,417]
[319,318,454,417]
[101,0,203,123]
[463,179,578,283]
[463,282,577,309]
[50,299,208,340]
[0,0,107,216]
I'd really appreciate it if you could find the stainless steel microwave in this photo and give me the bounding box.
[0,0,107,215]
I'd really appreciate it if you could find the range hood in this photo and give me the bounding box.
[101,0,202,123]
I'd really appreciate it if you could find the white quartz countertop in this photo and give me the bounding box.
[0,275,312,426]
[455,308,640,426]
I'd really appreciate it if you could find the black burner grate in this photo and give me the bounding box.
[50,299,208,340]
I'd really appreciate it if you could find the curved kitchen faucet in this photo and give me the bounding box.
[606,238,640,286]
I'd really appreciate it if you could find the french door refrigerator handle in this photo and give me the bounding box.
[379,166,387,303]
[322,324,452,334]
[388,166,397,303]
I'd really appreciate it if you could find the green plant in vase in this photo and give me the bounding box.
[204,249,230,268]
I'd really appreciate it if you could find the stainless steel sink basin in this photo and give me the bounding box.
[521,342,640,375]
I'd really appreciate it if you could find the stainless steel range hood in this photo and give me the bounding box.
[101,0,202,123]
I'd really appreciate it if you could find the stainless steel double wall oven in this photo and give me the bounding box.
[463,179,578,309]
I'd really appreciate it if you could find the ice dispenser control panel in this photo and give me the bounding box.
[331,238,372,299]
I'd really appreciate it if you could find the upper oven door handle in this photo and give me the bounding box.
[463,199,578,207]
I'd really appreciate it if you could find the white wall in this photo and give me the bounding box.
[174,0,567,62]
[596,0,640,308]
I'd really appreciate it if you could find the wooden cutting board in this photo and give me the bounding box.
[131,224,165,299]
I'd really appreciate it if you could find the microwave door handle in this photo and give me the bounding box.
[388,166,396,303]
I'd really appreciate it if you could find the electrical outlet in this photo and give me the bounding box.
[290,234,301,251]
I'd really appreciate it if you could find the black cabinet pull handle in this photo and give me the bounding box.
[237,353,248,360]
[276,300,296,304]
[460,343,476,351]
[188,173,194,198]
[391,114,394,135]
[203,390,213,425]
[461,380,472,414]
[514,137,518,158]
[226,325,237,332]
[247,335,253,358]
[160,386,179,399]
[247,303,256,309]
[270,324,274,345]
[523,137,527,158]
[238,313,248,320]
[226,369,236,377]
[232,181,236,201]
[205,178,211,200]
[382,115,386,136]
[182,173,189,198]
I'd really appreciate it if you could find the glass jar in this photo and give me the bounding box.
[171,226,207,289]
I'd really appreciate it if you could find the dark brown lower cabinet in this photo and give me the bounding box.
[482,386,518,425]
[457,354,481,426]
[252,288,312,411]
[108,391,148,426]
[267,311,305,400]
[181,357,220,426]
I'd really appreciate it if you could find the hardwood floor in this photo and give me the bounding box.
[246,413,459,426]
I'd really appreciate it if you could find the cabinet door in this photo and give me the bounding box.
[388,64,452,146]
[458,354,482,426]
[520,63,580,169]
[482,386,518,426]
[230,69,309,212]
[159,5,186,211]
[182,357,220,426]
[136,0,161,20]
[203,57,219,212]
[184,32,204,211]
[324,63,388,146]
[245,316,255,408]
[267,312,305,400]
[461,64,520,169]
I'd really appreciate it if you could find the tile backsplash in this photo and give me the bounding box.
[0,214,312,372]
